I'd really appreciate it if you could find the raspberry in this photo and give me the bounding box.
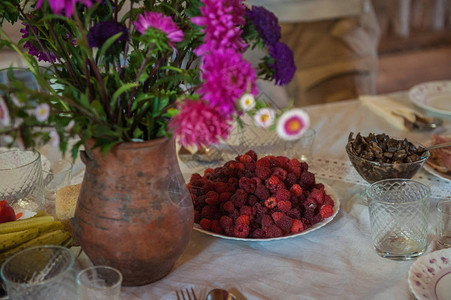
[254,184,270,201]
[286,208,301,219]
[203,180,216,192]
[266,225,283,238]
[255,157,270,168]
[211,220,222,234]
[252,177,262,185]
[199,218,211,230]
[264,197,277,209]
[240,205,252,216]
[291,219,304,234]
[219,192,232,203]
[245,150,258,162]
[289,158,301,168]
[310,213,322,225]
[269,158,279,168]
[244,162,256,172]
[301,218,311,229]
[229,209,240,221]
[194,210,200,223]
[276,215,293,233]
[236,215,250,225]
[324,194,334,206]
[300,162,309,172]
[309,188,324,205]
[205,191,219,205]
[214,182,228,193]
[277,200,292,212]
[290,195,299,208]
[231,189,247,208]
[275,189,291,202]
[320,204,334,218]
[233,223,250,238]
[231,162,244,169]
[191,179,204,188]
[252,203,268,216]
[219,215,233,228]
[255,167,271,180]
[272,167,287,181]
[193,195,206,206]
[290,184,303,197]
[251,228,266,238]
[223,225,234,236]
[300,171,316,188]
[223,201,235,213]
[203,168,214,178]
[261,214,274,227]
[285,173,297,187]
[271,211,285,223]
[228,177,238,186]
[247,195,258,206]
[276,156,290,167]
[201,205,216,219]
[239,154,252,163]
[190,173,202,182]
[265,175,280,189]
[239,177,256,193]
[314,183,325,191]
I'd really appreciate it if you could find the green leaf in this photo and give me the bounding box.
[111,82,139,108]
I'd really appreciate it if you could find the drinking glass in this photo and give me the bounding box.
[0,149,45,215]
[76,266,122,300]
[284,128,316,162]
[436,199,451,249]
[366,179,431,260]
[43,159,73,216]
[0,245,77,300]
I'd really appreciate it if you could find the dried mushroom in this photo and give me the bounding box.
[346,132,430,183]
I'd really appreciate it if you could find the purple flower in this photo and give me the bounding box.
[36,0,99,18]
[20,22,57,63]
[133,11,184,46]
[87,21,128,48]
[199,49,257,116]
[269,42,296,86]
[246,6,281,46]
[169,99,231,148]
[192,0,246,56]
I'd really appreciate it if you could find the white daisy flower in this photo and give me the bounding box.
[239,93,256,112]
[254,108,275,128]
[276,109,310,141]
[35,103,50,122]
[49,130,60,147]
[0,96,11,126]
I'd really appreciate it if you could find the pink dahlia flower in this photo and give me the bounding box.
[192,0,246,55]
[134,11,184,46]
[169,100,231,148]
[36,0,99,18]
[199,49,257,116]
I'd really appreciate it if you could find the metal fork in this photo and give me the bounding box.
[176,287,198,300]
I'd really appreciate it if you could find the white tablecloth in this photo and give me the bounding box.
[64,92,451,300]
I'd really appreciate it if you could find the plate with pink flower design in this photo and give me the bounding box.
[192,183,340,242]
[408,248,451,300]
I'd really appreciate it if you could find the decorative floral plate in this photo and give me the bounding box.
[422,138,451,183]
[193,183,340,241]
[408,248,451,300]
[409,81,451,118]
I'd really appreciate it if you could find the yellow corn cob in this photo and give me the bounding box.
[0,228,40,252]
[0,215,55,234]
[0,230,72,265]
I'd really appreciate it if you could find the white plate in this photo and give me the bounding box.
[408,248,451,300]
[409,81,451,118]
[193,183,340,241]
[422,138,451,183]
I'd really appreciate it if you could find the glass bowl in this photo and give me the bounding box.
[345,139,430,184]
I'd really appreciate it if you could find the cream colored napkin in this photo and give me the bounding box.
[359,95,417,131]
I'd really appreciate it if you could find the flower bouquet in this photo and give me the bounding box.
[0,0,308,158]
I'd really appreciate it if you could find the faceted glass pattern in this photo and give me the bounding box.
[367,179,431,260]
[0,246,77,300]
[0,149,45,213]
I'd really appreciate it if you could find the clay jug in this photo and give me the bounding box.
[73,138,193,286]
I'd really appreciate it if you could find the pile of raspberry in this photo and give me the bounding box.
[187,150,335,239]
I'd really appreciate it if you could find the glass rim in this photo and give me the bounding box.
[437,199,451,214]
[76,265,123,290]
[42,159,74,175]
[0,149,41,171]
[366,178,431,204]
[0,245,75,286]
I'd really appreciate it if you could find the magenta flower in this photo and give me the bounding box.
[199,49,257,116]
[36,0,99,18]
[192,0,246,56]
[169,100,232,148]
[133,11,184,46]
